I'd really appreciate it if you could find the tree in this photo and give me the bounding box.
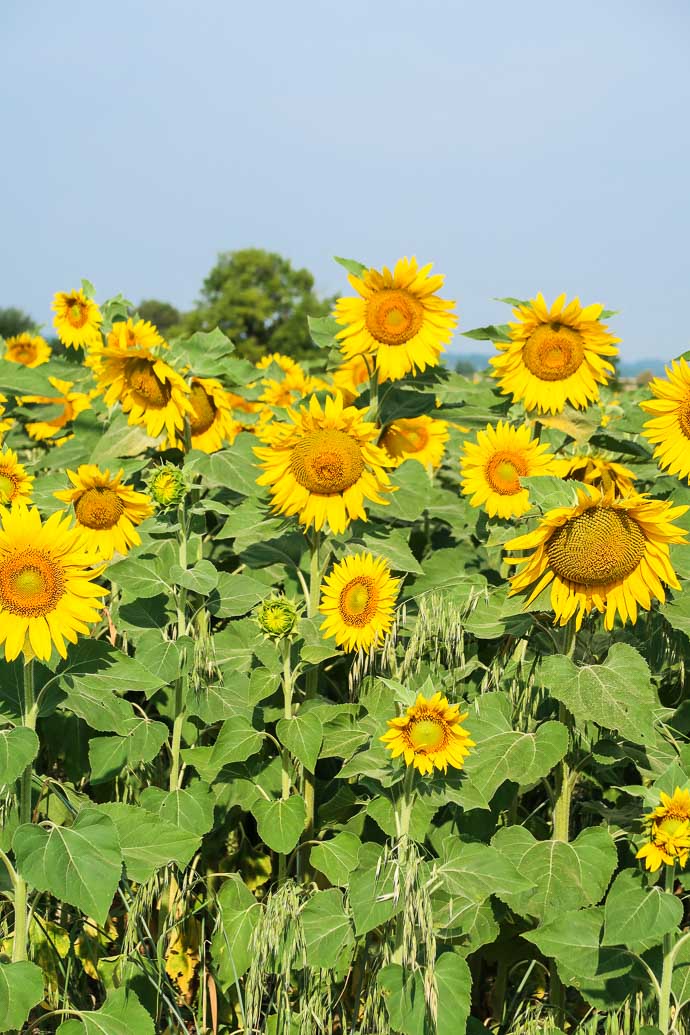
[136,299,181,333]
[180,249,334,362]
[0,306,36,339]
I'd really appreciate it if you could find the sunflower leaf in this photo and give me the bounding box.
[302,888,355,969]
[0,961,44,1032]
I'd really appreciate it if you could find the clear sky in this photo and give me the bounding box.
[3,0,690,361]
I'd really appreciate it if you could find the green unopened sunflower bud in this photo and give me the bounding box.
[256,596,299,639]
[146,463,186,511]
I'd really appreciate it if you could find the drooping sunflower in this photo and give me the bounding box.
[255,393,394,534]
[21,377,96,444]
[0,504,107,661]
[94,336,192,444]
[320,552,400,652]
[380,415,449,470]
[640,358,690,483]
[637,787,690,872]
[54,465,153,559]
[334,257,457,382]
[4,332,52,367]
[52,289,103,349]
[381,691,475,776]
[490,293,619,414]
[460,421,556,519]
[505,486,688,630]
[550,453,635,496]
[176,377,242,452]
[0,396,12,442]
[332,354,371,403]
[0,448,34,505]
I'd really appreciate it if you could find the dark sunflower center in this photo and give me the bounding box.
[11,344,35,362]
[67,299,88,328]
[290,430,365,495]
[0,549,65,616]
[546,506,646,586]
[126,359,170,409]
[366,289,424,346]
[75,487,125,530]
[382,420,429,456]
[189,384,217,435]
[485,451,528,495]
[339,575,379,626]
[523,323,585,381]
[0,470,18,502]
[408,715,446,752]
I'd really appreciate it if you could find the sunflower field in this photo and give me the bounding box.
[3,258,690,1035]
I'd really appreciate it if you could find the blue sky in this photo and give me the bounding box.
[3,0,689,360]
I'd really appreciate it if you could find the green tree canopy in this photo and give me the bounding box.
[136,299,181,333]
[180,248,334,362]
[0,306,36,339]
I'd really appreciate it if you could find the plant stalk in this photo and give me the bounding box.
[12,659,37,962]
[658,863,677,1034]
[169,498,189,794]
[278,641,293,884]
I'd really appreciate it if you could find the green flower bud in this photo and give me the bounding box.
[256,596,299,639]
[146,463,186,511]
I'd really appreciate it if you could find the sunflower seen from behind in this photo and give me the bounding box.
[179,377,242,453]
[0,504,107,661]
[640,357,690,483]
[380,415,449,470]
[334,257,457,382]
[4,332,52,367]
[54,465,153,559]
[490,293,619,414]
[381,691,475,776]
[550,452,635,497]
[505,485,687,630]
[637,787,690,872]
[0,448,34,505]
[460,421,556,519]
[52,288,103,349]
[320,552,400,653]
[255,393,394,534]
[21,377,96,444]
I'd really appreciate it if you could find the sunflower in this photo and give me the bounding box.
[490,293,619,414]
[332,355,371,403]
[21,377,96,444]
[505,486,687,630]
[52,289,103,349]
[0,504,107,661]
[0,395,12,442]
[94,336,192,445]
[380,691,475,776]
[637,787,690,872]
[460,421,556,519]
[259,367,328,410]
[334,257,457,383]
[255,352,302,374]
[254,393,394,534]
[177,377,242,452]
[640,358,690,483]
[320,552,400,652]
[380,415,449,470]
[4,332,51,367]
[54,465,153,559]
[0,448,34,505]
[550,453,635,496]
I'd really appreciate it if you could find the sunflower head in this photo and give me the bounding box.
[179,377,242,453]
[52,289,103,349]
[256,595,299,639]
[380,415,449,469]
[54,465,153,559]
[147,464,187,511]
[550,453,636,496]
[332,354,371,403]
[334,257,457,383]
[490,293,619,414]
[637,787,690,871]
[21,377,96,443]
[381,691,475,776]
[320,552,400,653]
[460,421,556,519]
[0,448,34,506]
[640,358,690,483]
[505,485,688,630]
[4,332,52,368]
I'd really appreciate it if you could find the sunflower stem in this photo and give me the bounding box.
[300,529,322,879]
[368,367,380,425]
[12,659,37,963]
[169,498,189,794]
[391,766,416,965]
[278,639,294,884]
[658,863,677,1034]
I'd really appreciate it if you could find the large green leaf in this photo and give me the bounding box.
[186,433,261,497]
[252,795,306,853]
[524,906,604,978]
[349,856,402,935]
[56,987,154,1034]
[0,960,44,1031]
[182,712,264,781]
[13,809,121,924]
[89,718,168,783]
[94,802,200,882]
[435,952,472,1035]
[0,727,38,786]
[438,837,536,904]
[211,873,261,985]
[310,831,361,886]
[302,888,355,968]
[603,868,682,951]
[277,711,323,772]
[139,781,215,838]
[539,643,658,744]
[208,572,267,618]
[107,549,176,599]
[378,964,426,1035]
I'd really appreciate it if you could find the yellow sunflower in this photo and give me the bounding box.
[255,352,302,374]
[460,421,556,519]
[550,453,635,496]
[490,293,619,414]
[0,395,12,442]
[21,377,96,444]
[259,367,328,410]
[332,355,371,403]
[640,358,690,483]
[4,332,52,367]
[94,337,192,444]
[380,415,449,470]
[0,504,107,661]
[52,289,103,349]
[637,787,690,872]
[54,465,153,559]
[177,377,242,453]
[255,393,394,534]
[334,257,457,383]
[0,448,34,505]
[320,552,400,652]
[380,691,475,776]
[505,486,687,630]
